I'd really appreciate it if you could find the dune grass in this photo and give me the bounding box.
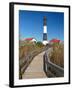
[49,42,64,68]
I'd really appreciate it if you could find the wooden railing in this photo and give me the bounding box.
[43,53,64,77]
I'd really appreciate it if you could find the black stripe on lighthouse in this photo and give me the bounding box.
[43,33,47,40]
[43,16,47,26]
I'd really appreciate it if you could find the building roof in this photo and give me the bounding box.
[50,39,60,43]
[25,38,33,41]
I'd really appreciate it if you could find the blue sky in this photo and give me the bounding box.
[19,10,64,41]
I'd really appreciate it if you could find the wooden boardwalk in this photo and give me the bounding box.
[22,52,47,79]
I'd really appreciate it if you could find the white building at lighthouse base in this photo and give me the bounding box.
[43,41,48,45]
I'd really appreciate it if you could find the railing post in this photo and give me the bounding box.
[19,66,22,79]
[43,54,46,73]
[43,54,49,77]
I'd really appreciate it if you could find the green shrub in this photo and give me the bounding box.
[36,41,44,47]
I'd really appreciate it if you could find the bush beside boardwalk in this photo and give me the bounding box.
[48,42,64,68]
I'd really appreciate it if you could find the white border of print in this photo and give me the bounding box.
[14,4,69,86]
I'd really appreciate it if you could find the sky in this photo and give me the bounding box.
[19,10,64,41]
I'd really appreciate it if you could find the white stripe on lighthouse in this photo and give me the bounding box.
[44,26,47,33]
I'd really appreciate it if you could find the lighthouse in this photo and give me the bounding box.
[43,16,48,45]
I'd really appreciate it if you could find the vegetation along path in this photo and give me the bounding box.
[22,52,47,79]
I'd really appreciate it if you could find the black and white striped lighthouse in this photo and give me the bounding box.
[43,16,48,45]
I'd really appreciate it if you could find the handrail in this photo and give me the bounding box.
[45,53,64,71]
[43,53,64,77]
